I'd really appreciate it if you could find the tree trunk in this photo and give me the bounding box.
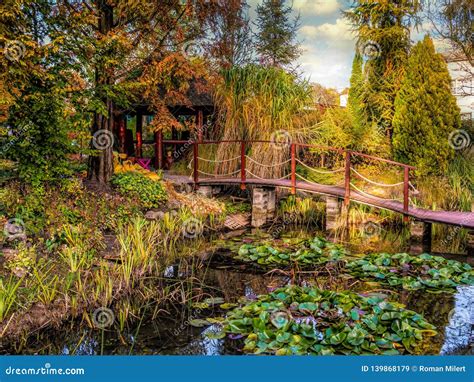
[88,1,115,184]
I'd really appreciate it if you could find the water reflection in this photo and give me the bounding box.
[441,285,474,355]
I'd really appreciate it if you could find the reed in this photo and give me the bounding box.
[212,65,318,178]
[0,276,22,322]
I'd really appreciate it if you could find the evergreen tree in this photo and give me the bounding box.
[344,0,422,140]
[347,52,364,130]
[392,36,461,175]
[255,0,301,68]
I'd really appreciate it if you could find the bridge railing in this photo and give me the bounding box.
[164,139,416,217]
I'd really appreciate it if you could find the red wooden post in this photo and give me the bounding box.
[136,113,142,158]
[240,141,246,190]
[193,141,199,186]
[403,167,409,222]
[197,109,203,143]
[154,130,163,169]
[119,116,126,153]
[291,143,296,195]
[344,151,351,206]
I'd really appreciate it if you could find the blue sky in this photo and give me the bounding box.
[247,0,435,91]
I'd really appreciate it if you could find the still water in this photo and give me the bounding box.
[4,229,474,355]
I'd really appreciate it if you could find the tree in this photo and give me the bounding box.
[427,0,472,97]
[3,1,222,184]
[347,52,364,130]
[344,0,422,140]
[392,36,460,176]
[255,0,301,68]
[205,0,253,69]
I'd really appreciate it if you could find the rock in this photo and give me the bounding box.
[145,210,166,220]
[167,199,181,210]
[2,248,19,261]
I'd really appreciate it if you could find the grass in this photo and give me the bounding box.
[0,276,23,322]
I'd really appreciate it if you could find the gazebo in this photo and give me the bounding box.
[113,85,214,169]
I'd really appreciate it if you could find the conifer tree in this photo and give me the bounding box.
[344,0,422,140]
[255,0,301,68]
[392,36,461,175]
[347,52,364,130]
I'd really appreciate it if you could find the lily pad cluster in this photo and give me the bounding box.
[347,253,474,292]
[235,237,346,268]
[222,286,437,355]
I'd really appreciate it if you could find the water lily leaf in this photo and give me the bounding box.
[205,330,226,339]
[189,319,211,328]
[204,297,225,305]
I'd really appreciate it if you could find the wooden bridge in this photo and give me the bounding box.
[163,139,473,229]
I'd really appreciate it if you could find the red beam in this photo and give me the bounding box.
[344,151,351,206]
[193,142,199,187]
[240,141,246,190]
[291,143,296,195]
[403,167,410,222]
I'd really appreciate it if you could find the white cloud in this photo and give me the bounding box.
[300,18,353,42]
[294,0,340,16]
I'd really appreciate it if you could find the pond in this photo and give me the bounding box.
[2,228,473,356]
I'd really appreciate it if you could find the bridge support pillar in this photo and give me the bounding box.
[251,187,276,228]
[467,231,474,257]
[409,220,432,254]
[325,196,343,231]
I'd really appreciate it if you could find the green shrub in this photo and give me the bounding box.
[111,172,167,209]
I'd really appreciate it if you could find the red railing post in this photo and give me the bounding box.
[291,143,296,195]
[193,141,199,188]
[240,141,246,190]
[344,151,351,206]
[403,166,409,222]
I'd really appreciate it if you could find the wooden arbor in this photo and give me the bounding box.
[113,87,214,169]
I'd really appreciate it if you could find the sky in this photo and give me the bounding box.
[247,0,436,92]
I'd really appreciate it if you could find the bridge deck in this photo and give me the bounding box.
[183,177,474,229]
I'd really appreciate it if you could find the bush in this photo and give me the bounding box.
[111,172,167,209]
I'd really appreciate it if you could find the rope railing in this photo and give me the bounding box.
[186,140,415,219]
[350,167,405,187]
[295,158,345,174]
[246,156,291,168]
[350,182,402,203]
